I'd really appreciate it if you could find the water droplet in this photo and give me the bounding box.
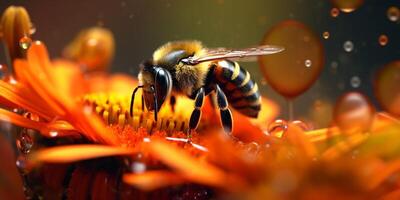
[350,76,361,88]
[23,112,40,121]
[268,119,288,137]
[330,8,340,18]
[291,120,310,131]
[387,6,400,22]
[334,92,375,134]
[29,23,36,35]
[305,59,312,67]
[16,155,33,174]
[49,130,58,137]
[0,64,9,79]
[245,142,260,154]
[16,129,33,154]
[19,36,32,50]
[343,41,354,52]
[131,161,146,173]
[322,31,330,39]
[379,34,389,46]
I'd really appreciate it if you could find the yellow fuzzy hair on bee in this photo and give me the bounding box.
[152,40,210,95]
[152,40,206,63]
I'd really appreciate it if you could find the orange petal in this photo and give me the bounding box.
[0,79,52,120]
[0,107,46,130]
[380,189,400,200]
[321,133,368,161]
[70,109,119,145]
[51,60,87,100]
[285,124,318,158]
[30,144,136,164]
[368,159,400,190]
[145,139,243,188]
[231,97,277,143]
[123,171,185,191]
[17,43,66,115]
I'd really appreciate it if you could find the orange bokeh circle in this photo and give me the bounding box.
[374,61,400,116]
[259,20,325,99]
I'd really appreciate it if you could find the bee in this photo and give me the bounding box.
[130,40,283,135]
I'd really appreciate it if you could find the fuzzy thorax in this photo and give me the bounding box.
[152,40,210,96]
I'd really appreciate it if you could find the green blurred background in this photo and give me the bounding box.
[0,0,399,128]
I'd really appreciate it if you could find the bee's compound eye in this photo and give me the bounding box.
[143,86,155,111]
[154,68,172,108]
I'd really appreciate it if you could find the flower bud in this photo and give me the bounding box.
[0,6,32,60]
[63,27,115,72]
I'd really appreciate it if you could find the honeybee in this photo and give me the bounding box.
[130,41,283,135]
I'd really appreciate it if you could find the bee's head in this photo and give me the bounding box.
[138,61,173,113]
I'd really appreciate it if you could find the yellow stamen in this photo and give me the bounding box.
[83,92,193,133]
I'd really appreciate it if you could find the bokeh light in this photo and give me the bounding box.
[374,61,400,116]
[387,6,400,22]
[334,92,374,134]
[331,0,364,13]
[259,20,324,99]
[378,34,388,46]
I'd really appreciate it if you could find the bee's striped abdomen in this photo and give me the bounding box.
[213,60,261,118]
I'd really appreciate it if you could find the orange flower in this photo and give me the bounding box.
[0,38,281,197]
[2,6,400,200]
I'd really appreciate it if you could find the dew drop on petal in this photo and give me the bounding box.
[379,34,389,46]
[330,8,340,18]
[291,120,311,131]
[29,23,36,35]
[374,61,400,116]
[350,76,361,88]
[343,41,354,52]
[268,119,288,137]
[49,130,58,137]
[16,129,34,154]
[23,112,40,121]
[131,161,146,173]
[387,6,400,22]
[16,155,33,174]
[19,36,32,50]
[334,92,375,134]
[245,142,260,155]
[305,59,312,67]
[322,31,330,39]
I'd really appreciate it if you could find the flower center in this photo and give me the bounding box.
[83,92,193,133]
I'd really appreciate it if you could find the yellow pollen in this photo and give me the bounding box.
[82,92,193,133]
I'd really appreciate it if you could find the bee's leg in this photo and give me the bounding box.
[170,95,176,112]
[151,85,158,122]
[130,85,143,117]
[188,88,205,138]
[141,95,144,111]
[215,85,233,135]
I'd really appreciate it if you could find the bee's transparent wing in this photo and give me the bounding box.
[181,45,284,65]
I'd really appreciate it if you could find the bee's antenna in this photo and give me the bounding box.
[130,85,143,117]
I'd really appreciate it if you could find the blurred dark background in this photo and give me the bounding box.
[0,0,399,128]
